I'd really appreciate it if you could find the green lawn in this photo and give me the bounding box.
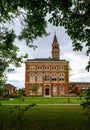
[0,97,83,105]
[0,105,89,130]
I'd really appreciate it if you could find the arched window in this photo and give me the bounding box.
[37,73,42,81]
[59,66,64,71]
[52,73,57,81]
[44,73,50,81]
[37,66,42,70]
[44,66,50,70]
[52,66,57,71]
[59,73,65,81]
[30,66,35,71]
[30,73,35,82]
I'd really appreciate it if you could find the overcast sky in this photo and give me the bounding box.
[6,18,90,89]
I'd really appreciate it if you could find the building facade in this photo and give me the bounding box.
[3,83,16,94]
[69,82,90,94]
[25,34,69,97]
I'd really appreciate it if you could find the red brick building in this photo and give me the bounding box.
[25,34,69,97]
[3,83,16,94]
[69,82,90,94]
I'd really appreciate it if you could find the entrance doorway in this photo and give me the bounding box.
[45,88,49,95]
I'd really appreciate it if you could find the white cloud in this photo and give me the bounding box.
[6,64,25,88]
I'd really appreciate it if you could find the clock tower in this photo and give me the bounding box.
[51,34,60,60]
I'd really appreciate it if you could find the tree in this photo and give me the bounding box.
[81,87,90,129]
[0,0,90,84]
[0,87,3,97]
[30,86,39,97]
[0,28,28,85]
[17,88,25,97]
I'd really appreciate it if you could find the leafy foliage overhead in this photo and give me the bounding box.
[0,0,90,85]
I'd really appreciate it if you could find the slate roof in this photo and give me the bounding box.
[25,58,68,63]
[3,83,16,88]
[70,82,90,85]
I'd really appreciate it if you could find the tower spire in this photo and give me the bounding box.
[51,33,60,59]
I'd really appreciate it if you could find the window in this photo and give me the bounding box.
[38,86,42,92]
[52,66,57,71]
[53,53,58,58]
[44,66,50,70]
[44,73,50,81]
[52,74,57,81]
[37,73,42,81]
[53,86,57,92]
[60,86,64,92]
[59,73,64,81]
[37,66,42,70]
[30,66,35,71]
[59,66,64,71]
[30,74,35,81]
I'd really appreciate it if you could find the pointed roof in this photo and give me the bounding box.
[52,34,59,46]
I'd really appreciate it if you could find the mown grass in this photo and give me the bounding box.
[0,105,88,130]
[0,97,83,105]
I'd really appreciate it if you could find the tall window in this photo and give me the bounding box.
[53,86,57,92]
[52,74,57,81]
[59,73,65,81]
[38,86,42,92]
[30,74,35,82]
[37,73,42,81]
[44,73,50,81]
[60,86,64,92]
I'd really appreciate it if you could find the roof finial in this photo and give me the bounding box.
[54,30,56,36]
[53,31,58,44]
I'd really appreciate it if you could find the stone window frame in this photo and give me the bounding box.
[44,73,50,81]
[38,86,42,92]
[37,66,42,70]
[59,73,65,81]
[52,73,57,81]
[52,66,57,71]
[60,86,64,92]
[53,86,57,92]
[44,66,50,71]
[30,66,35,71]
[37,73,42,81]
[30,73,35,82]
